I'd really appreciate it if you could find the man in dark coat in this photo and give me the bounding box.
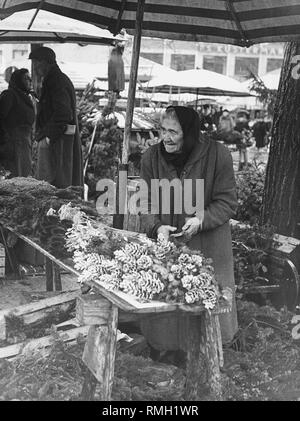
[139,106,238,350]
[29,47,83,188]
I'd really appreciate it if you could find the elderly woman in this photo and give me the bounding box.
[139,106,238,356]
[0,68,35,177]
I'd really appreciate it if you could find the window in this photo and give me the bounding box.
[170,54,195,71]
[266,58,283,73]
[234,57,259,80]
[12,49,28,60]
[203,55,227,74]
[140,52,164,65]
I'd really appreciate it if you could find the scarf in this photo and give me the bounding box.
[161,106,200,176]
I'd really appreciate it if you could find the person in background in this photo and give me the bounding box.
[0,68,35,177]
[234,111,251,171]
[199,104,214,132]
[29,46,83,189]
[139,106,238,363]
[214,105,223,126]
[263,113,272,147]
[252,111,269,151]
[218,109,235,132]
[211,106,220,127]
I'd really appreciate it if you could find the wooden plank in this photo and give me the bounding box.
[82,302,118,400]
[90,280,230,314]
[242,285,280,294]
[76,295,113,326]
[5,226,79,276]
[0,291,80,340]
[274,234,300,246]
[0,326,89,359]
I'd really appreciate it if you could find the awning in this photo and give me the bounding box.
[141,68,252,97]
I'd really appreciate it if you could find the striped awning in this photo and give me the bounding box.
[0,0,299,47]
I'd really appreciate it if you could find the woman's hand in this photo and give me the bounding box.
[181,217,202,240]
[157,225,177,241]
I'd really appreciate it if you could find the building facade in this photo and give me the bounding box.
[140,39,284,80]
[0,40,284,82]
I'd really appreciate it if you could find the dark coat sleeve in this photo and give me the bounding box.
[139,148,162,238]
[0,90,14,141]
[0,90,14,121]
[201,145,238,231]
[37,79,73,142]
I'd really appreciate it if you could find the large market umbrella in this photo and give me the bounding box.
[0,9,122,44]
[141,68,252,97]
[1,1,300,46]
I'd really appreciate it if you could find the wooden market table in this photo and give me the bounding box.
[0,225,230,401]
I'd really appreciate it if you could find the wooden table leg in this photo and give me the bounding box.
[53,263,62,291]
[81,301,118,401]
[45,258,62,291]
[45,257,54,291]
[185,311,223,401]
[81,369,98,401]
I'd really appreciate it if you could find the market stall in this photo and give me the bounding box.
[0,177,232,400]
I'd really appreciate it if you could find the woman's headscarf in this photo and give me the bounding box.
[9,68,30,93]
[160,106,200,176]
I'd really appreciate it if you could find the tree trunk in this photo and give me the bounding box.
[261,42,300,238]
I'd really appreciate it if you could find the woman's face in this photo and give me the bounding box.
[160,117,184,153]
[21,72,32,91]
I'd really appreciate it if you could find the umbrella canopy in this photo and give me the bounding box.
[1,1,300,47]
[0,9,122,44]
[141,68,252,97]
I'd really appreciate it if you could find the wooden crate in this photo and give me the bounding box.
[0,243,5,278]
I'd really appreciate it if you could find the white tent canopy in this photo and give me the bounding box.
[141,68,252,97]
[243,68,281,92]
[261,69,281,90]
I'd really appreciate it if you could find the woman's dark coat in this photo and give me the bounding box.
[36,65,83,188]
[139,137,238,347]
[0,80,35,177]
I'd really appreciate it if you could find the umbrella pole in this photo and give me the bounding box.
[195,88,199,111]
[113,0,145,229]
